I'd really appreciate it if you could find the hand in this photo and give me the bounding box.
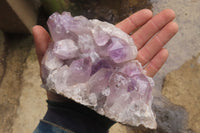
[32,9,178,101]
[116,9,178,77]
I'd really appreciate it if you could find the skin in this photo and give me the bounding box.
[32,9,178,101]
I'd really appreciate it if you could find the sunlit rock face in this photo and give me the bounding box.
[41,12,157,129]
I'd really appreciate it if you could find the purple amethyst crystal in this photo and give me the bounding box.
[42,12,156,129]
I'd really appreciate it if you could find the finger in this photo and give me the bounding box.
[116,9,153,33]
[132,9,176,49]
[136,21,178,65]
[144,48,168,77]
[32,25,51,64]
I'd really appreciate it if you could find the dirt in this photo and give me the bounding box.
[12,48,47,133]
[162,54,200,133]
[0,33,32,133]
[0,31,5,85]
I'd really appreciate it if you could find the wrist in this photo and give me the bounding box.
[47,91,69,102]
[44,96,115,133]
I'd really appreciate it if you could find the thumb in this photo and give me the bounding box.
[32,25,51,65]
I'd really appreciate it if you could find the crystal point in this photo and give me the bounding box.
[42,12,157,129]
[53,39,79,60]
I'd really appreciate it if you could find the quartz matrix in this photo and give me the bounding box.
[41,12,157,129]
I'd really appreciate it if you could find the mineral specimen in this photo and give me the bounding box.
[41,12,157,129]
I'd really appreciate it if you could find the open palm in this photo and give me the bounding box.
[32,9,178,100]
[116,9,178,77]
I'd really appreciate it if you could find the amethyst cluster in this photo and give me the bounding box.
[41,12,157,129]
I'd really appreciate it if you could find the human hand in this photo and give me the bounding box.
[116,9,178,77]
[32,9,178,101]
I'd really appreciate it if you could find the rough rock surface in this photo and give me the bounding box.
[0,33,33,133]
[42,12,156,128]
[12,48,47,133]
[163,54,200,133]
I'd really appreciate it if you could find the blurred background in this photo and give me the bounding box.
[0,0,199,133]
